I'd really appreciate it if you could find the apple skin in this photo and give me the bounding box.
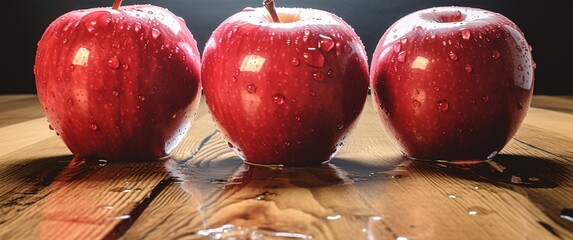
[370,6,535,160]
[201,7,369,166]
[34,4,202,161]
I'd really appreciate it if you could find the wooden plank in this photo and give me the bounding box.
[531,95,573,114]
[0,95,45,128]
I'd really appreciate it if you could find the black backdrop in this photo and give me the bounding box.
[4,0,572,95]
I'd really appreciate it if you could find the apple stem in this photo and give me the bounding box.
[112,0,123,10]
[263,0,281,23]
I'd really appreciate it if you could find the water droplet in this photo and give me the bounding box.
[337,122,344,130]
[448,194,457,199]
[318,34,334,52]
[82,11,112,33]
[482,95,489,102]
[434,86,440,92]
[392,42,401,53]
[69,65,75,72]
[110,187,132,193]
[151,28,161,39]
[327,69,336,78]
[437,100,449,112]
[107,56,120,69]
[468,210,478,215]
[98,159,108,167]
[326,214,342,220]
[101,205,114,210]
[560,209,573,222]
[134,22,142,32]
[302,48,325,67]
[397,51,407,62]
[412,100,421,108]
[272,94,285,105]
[246,84,257,93]
[171,113,177,119]
[90,123,98,131]
[492,50,501,60]
[461,29,471,40]
[371,216,383,221]
[295,116,301,121]
[67,98,74,106]
[122,64,129,71]
[465,64,472,73]
[449,51,458,61]
[112,90,119,97]
[517,65,524,71]
[290,57,300,66]
[312,71,325,81]
[516,102,523,110]
[138,95,145,101]
[107,214,131,220]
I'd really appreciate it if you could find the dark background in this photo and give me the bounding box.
[4,0,572,95]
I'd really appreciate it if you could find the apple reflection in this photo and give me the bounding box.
[181,162,379,239]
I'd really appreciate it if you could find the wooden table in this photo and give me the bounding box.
[1,94,572,240]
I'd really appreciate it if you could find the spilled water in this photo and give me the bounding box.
[167,131,403,239]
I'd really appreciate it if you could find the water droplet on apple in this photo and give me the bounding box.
[313,71,325,81]
[491,50,501,60]
[465,64,472,73]
[337,122,344,130]
[151,28,161,39]
[246,84,257,94]
[272,94,285,105]
[482,95,489,102]
[461,29,471,40]
[112,90,119,97]
[290,57,300,66]
[434,86,440,92]
[107,56,120,69]
[318,34,334,52]
[392,42,401,53]
[327,69,336,78]
[138,95,146,101]
[517,65,524,71]
[295,116,301,121]
[69,65,75,72]
[171,113,177,119]
[412,100,421,108]
[90,123,99,131]
[63,38,69,44]
[134,22,142,32]
[397,51,407,63]
[303,28,311,42]
[302,48,325,67]
[449,51,458,61]
[67,98,74,106]
[82,11,112,33]
[516,102,523,110]
[437,100,449,112]
[284,141,291,146]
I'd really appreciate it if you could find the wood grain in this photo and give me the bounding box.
[0,95,572,240]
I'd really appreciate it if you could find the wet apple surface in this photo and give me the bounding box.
[34,2,202,161]
[370,6,535,160]
[201,7,369,166]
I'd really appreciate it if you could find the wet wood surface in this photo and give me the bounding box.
[0,94,572,240]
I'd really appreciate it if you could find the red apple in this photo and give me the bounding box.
[34,0,202,161]
[201,2,369,166]
[370,6,535,161]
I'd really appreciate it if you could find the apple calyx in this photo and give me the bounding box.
[112,0,123,10]
[263,0,281,22]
